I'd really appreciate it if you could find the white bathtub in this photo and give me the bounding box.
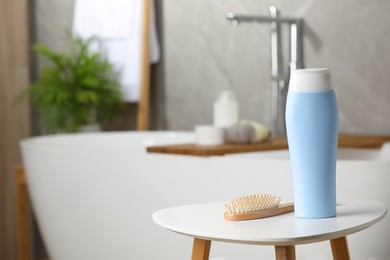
[20,132,390,260]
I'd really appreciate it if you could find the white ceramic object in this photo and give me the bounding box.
[195,125,224,145]
[20,132,390,260]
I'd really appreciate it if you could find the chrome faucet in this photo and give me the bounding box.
[226,6,303,136]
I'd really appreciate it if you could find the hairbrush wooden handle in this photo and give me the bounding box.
[224,203,294,221]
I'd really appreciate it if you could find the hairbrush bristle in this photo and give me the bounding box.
[225,194,282,214]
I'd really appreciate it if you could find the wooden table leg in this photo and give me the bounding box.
[275,246,296,260]
[330,236,350,260]
[191,238,211,260]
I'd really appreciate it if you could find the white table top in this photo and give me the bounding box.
[153,200,387,246]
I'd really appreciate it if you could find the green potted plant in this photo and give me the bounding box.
[27,31,124,133]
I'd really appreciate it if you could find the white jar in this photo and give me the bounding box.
[213,90,239,128]
[195,125,224,146]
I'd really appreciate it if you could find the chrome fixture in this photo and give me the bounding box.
[226,7,303,136]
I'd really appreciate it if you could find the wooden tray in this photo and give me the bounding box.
[147,137,288,156]
[147,134,390,157]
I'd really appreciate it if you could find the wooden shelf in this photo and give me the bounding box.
[147,134,390,157]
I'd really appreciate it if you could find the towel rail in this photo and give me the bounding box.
[137,0,152,130]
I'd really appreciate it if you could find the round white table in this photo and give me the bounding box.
[153,200,387,260]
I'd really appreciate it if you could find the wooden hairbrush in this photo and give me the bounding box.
[224,194,294,221]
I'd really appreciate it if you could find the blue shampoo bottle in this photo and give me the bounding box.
[286,68,338,218]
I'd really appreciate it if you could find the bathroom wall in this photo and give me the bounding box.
[163,0,390,135]
[33,0,390,135]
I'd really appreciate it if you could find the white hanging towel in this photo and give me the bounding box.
[73,0,160,102]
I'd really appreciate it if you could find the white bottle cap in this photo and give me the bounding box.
[289,68,333,92]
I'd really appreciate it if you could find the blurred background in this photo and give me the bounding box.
[1,0,390,259]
